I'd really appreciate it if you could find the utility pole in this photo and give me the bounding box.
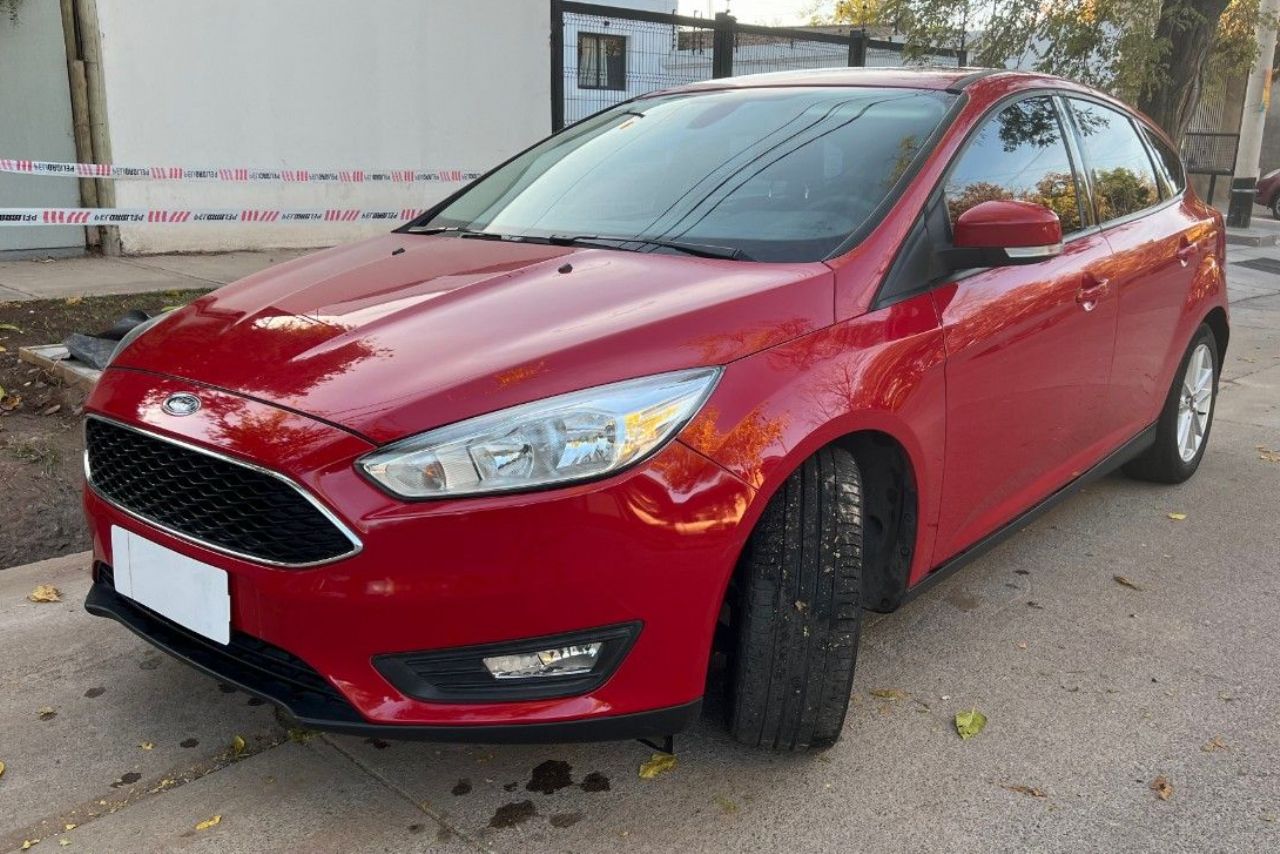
[1228,0,1280,228]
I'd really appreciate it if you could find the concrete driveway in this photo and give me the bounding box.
[2,255,1278,853]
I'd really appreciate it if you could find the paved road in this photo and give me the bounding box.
[1,251,1277,853]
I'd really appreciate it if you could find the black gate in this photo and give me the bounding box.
[551,1,967,131]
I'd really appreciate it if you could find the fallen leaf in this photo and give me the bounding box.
[955,708,987,740]
[21,840,37,850]
[1167,512,1187,521]
[714,794,738,814]
[0,345,7,353]
[1257,446,1280,463]
[638,752,678,779]
[794,600,808,613]
[138,741,154,751]
[1151,776,1173,800]
[1002,784,1047,798]
[28,585,62,603]
[63,825,75,832]
[64,296,82,306]
[0,759,5,778]
[1201,736,1229,752]
[1113,575,1143,591]
[231,735,246,757]
[37,707,56,721]
[0,323,20,332]
[59,840,70,847]
[195,815,222,831]
[870,688,907,700]
[39,404,61,417]
[286,727,316,744]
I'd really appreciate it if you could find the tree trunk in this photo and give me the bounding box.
[1137,0,1232,144]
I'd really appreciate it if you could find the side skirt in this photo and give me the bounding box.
[901,423,1158,606]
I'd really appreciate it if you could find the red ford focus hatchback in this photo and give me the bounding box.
[84,68,1228,750]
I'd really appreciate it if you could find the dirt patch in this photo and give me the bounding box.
[0,289,209,570]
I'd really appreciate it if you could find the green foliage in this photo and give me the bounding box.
[827,0,1268,125]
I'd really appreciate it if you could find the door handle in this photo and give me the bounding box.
[1076,276,1110,312]
[1176,238,1197,267]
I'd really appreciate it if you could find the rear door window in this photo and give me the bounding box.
[1067,99,1162,222]
[944,96,1085,234]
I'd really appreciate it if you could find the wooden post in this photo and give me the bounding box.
[58,0,98,247]
[74,0,119,254]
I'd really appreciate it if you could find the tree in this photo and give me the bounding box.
[826,0,1270,143]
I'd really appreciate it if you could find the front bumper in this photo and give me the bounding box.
[85,574,700,742]
[84,369,754,739]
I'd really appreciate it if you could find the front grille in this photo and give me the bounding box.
[86,417,358,566]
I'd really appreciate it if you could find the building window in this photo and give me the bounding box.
[578,33,626,90]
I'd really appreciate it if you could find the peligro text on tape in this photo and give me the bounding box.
[0,158,481,183]
[0,208,427,226]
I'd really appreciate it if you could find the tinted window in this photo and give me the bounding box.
[945,97,1084,234]
[1140,125,1186,197]
[1068,99,1161,221]
[423,87,956,262]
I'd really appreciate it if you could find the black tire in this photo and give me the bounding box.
[1124,324,1219,483]
[1271,195,1280,220]
[727,446,863,751]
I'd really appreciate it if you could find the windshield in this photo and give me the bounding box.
[418,86,956,262]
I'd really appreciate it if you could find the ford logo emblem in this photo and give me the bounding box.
[162,393,201,417]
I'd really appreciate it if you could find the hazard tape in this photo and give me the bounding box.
[0,158,481,183]
[0,208,427,226]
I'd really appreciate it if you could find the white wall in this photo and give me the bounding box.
[94,0,551,254]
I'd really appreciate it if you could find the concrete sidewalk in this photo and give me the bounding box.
[0,249,315,301]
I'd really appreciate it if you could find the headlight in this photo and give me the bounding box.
[358,367,721,499]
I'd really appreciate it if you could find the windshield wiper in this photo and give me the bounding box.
[404,225,503,240]
[546,234,752,261]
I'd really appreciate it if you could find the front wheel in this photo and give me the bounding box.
[1124,324,1219,483]
[726,446,863,751]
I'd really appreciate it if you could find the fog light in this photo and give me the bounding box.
[483,643,603,679]
[373,622,640,701]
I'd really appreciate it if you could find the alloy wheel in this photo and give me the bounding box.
[1176,343,1214,462]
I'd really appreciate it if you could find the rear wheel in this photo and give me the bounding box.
[1270,195,1280,219]
[1124,324,1219,483]
[727,446,863,751]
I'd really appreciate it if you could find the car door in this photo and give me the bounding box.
[930,95,1121,562]
[1063,97,1212,440]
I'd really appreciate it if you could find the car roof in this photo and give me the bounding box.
[643,67,1156,135]
[652,67,1089,97]
[668,66,987,92]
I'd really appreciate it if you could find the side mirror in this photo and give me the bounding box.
[942,199,1063,269]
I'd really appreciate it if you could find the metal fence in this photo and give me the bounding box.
[551,1,967,130]
[1182,131,1240,204]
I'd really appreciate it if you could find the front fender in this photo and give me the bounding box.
[678,291,948,585]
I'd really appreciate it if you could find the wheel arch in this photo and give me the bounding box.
[1203,305,1229,365]
[715,421,927,634]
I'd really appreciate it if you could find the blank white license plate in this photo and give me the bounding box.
[111,526,231,645]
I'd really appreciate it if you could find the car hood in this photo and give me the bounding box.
[113,234,834,443]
